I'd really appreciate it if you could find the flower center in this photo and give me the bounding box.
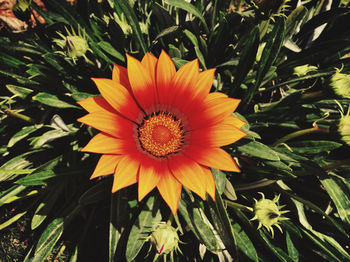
[138,112,184,157]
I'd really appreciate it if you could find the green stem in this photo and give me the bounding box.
[237,0,243,12]
[234,178,277,191]
[225,200,253,213]
[300,90,324,100]
[167,213,174,225]
[4,109,35,123]
[272,126,329,147]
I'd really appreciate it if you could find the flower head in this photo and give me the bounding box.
[252,193,288,237]
[149,222,181,255]
[77,51,246,214]
[337,109,350,146]
[329,68,350,99]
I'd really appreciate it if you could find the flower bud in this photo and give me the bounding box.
[54,27,90,63]
[337,112,350,146]
[252,193,288,237]
[329,68,350,99]
[149,222,180,255]
[293,64,317,77]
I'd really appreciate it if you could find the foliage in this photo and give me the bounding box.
[0,0,350,261]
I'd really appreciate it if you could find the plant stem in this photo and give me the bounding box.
[323,158,350,171]
[300,90,323,100]
[4,109,35,123]
[225,200,253,213]
[272,126,329,147]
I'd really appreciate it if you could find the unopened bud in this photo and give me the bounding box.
[149,222,180,255]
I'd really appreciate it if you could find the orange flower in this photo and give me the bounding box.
[77,51,246,214]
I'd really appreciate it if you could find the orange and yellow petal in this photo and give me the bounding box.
[156,50,176,105]
[168,155,207,200]
[77,111,134,139]
[91,78,141,121]
[77,96,116,113]
[81,133,127,154]
[157,163,182,215]
[192,68,216,100]
[90,154,122,179]
[185,145,240,172]
[112,155,140,193]
[112,64,131,91]
[221,115,247,129]
[127,54,157,110]
[138,159,161,201]
[201,166,216,200]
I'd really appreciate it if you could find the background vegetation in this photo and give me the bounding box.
[0,0,350,261]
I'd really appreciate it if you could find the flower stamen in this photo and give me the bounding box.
[138,112,184,157]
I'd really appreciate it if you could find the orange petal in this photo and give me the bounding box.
[90,155,122,179]
[168,155,206,200]
[91,78,141,121]
[185,145,240,172]
[157,50,176,105]
[201,166,216,200]
[191,123,247,147]
[112,155,140,193]
[206,92,228,100]
[138,160,161,201]
[221,115,247,129]
[77,96,115,113]
[157,164,182,215]
[127,54,156,110]
[81,133,126,154]
[112,64,131,91]
[192,68,216,100]
[77,111,134,139]
[141,53,158,86]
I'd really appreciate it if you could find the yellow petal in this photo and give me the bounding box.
[91,78,141,121]
[90,155,122,179]
[168,155,206,200]
[112,155,140,193]
[157,50,176,105]
[138,161,161,201]
[81,133,126,154]
[77,111,134,139]
[221,115,247,129]
[157,165,182,215]
[127,54,156,110]
[192,68,216,99]
[77,96,115,113]
[141,53,158,86]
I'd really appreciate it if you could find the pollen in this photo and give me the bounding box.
[138,112,184,157]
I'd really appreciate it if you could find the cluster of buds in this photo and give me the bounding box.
[148,222,181,257]
[53,26,91,63]
[251,193,289,237]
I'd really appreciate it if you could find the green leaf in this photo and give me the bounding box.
[164,0,209,33]
[288,140,342,154]
[212,168,226,195]
[32,92,80,109]
[259,231,295,262]
[321,177,350,224]
[285,6,308,41]
[113,0,147,54]
[98,41,125,62]
[0,211,27,231]
[232,223,258,262]
[0,185,27,207]
[8,125,41,147]
[6,84,34,99]
[183,29,206,69]
[30,128,76,149]
[286,231,299,262]
[244,17,285,107]
[16,170,56,186]
[33,218,64,262]
[125,196,162,261]
[237,141,280,160]
[78,179,111,206]
[230,25,260,95]
[178,193,219,252]
[0,151,35,181]
[31,185,64,230]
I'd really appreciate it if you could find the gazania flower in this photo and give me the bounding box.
[77,51,246,214]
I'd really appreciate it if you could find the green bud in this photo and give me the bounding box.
[252,193,289,237]
[149,222,180,255]
[329,68,350,99]
[338,111,350,146]
[293,64,318,77]
[54,27,90,63]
